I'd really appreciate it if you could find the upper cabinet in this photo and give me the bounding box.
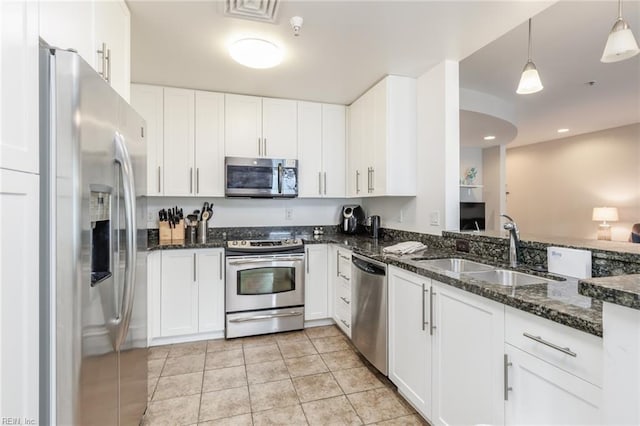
[131,84,225,197]
[297,102,346,197]
[347,75,417,197]
[225,94,297,159]
[39,0,131,101]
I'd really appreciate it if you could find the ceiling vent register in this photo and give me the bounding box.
[225,0,279,23]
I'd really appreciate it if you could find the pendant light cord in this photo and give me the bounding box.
[618,0,623,19]
[527,18,532,61]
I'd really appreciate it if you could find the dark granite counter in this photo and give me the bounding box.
[148,239,226,251]
[579,274,640,311]
[147,229,603,336]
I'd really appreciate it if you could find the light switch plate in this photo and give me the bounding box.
[285,208,293,221]
[430,211,440,226]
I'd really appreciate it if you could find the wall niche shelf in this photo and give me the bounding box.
[460,184,483,189]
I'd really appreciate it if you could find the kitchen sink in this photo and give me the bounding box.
[462,269,555,287]
[413,258,495,273]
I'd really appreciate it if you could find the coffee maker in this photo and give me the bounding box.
[341,205,365,234]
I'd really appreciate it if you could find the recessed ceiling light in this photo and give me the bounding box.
[483,135,496,141]
[229,38,283,69]
[557,128,570,133]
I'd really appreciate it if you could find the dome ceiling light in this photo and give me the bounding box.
[229,38,283,69]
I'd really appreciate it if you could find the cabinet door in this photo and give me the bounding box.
[297,101,323,197]
[505,344,602,425]
[370,79,387,195]
[0,169,39,420]
[93,0,130,101]
[388,266,431,419]
[163,88,195,196]
[322,104,346,197]
[195,91,225,196]
[347,101,362,197]
[224,94,262,157]
[38,1,94,68]
[432,282,505,426]
[304,245,329,321]
[262,98,297,158]
[161,251,198,336]
[131,84,164,196]
[197,249,225,333]
[1,0,39,173]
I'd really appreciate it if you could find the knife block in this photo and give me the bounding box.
[159,220,185,243]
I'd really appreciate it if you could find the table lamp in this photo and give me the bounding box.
[592,207,619,240]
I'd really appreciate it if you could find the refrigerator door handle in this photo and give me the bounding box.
[113,131,137,350]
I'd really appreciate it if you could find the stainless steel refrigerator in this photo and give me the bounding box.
[39,45,148,425]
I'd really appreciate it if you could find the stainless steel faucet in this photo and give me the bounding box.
[501,214,520,267]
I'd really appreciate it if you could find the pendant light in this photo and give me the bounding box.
[601,0,640,63]
[516,19,543,95]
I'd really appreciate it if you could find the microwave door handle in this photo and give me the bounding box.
[277,163,283,194]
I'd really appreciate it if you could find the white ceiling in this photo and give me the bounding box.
[129,0,553,105]
[460,110,518,148]
[460,1,640,148]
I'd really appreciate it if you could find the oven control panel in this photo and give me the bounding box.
[226,239,304,253]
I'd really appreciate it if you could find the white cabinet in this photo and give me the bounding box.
[131,85,225,197]
[194,91,225,196]
[131,84,163,196]
[504,344,602,425]
[0,169,39,421]
[304,245,329,321]
[388,266,432,419]
[347,75,416,197]
[298,102,346,197]
[39,0,131,101]
[330,246,353,336]
[197,249,225,332]
[225,94,297,158]
[1,0,39,173]
[158,249,225,339]
[431,281,505,426]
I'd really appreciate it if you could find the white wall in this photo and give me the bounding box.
[146,197,357,229]
[364,61,460,234]
[460,147,483,202]
[506,123,640,241]
[483,145,506,231]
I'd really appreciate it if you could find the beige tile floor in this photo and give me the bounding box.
[144,325,429,426]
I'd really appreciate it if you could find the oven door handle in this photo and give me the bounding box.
[228,311,304,323]
[227,257,304,265]
[277,163,283,194]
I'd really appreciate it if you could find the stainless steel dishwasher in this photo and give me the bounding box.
[351,253,388,375]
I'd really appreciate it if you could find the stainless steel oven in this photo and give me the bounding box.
[225,239,305,338]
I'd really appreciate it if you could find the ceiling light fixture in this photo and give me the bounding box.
[229,38,283,69]
[557,128,570,133]
[483,135,496,141]
[516,18,543,95]
[601,0,640,63]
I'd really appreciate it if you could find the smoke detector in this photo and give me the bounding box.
[290,16,303,37]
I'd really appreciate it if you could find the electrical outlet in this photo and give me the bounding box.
[147,210,156,223]
[285,208,294,221]
[430,211,440,226]
[399,209,404,223]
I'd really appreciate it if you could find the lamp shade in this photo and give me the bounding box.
[516,60,543,94]
[601,18,640,63]
[592,207,619,222]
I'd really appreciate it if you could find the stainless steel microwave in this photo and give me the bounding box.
[225,157,298,198]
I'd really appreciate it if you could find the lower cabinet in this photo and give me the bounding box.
[149,248,224,343]
[331,246,353,336]
[304,244,329,321]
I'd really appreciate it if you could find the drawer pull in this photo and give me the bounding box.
[340,296,350,305]
[339,254,350,261]
[338,273,350,281]
[340,319,350,329]
[523,332,577,357]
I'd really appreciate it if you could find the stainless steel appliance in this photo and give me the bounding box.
[366,215,381,239]
[39,46,147,425]
[225,239,305,338]
[341,205,365,234]
[225,157,298,198]
[351,253,388,375]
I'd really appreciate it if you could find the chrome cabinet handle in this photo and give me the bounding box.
[189,168,193,194]
[336,250,340,277]
[422,283,427,331]
[113,132,137,351]
[356,170,360,193]
[338,273,350,281]
[429,287,436,335]
[193,253,197,282]
[504,354,513,401]
[157,166,161,193]
[219,252,223,280]
[339,254,350,261]
[97,42,108,81]
[229,311,303,322]
[370,167,374,192]
[367,167,372,193]
[264,138,267,156]
[258,137,261,156]
[196,168,200,194]
[340,319,350,329]
[523,332,577,357]
[318,172,322,195]
[106,47,111,83]
[306,249,310,273]
[340,296,350,305]
[324,172,327,195]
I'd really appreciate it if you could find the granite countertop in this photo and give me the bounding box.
[579,274,640,310]
[148,239,226,250]
[148,232,603,336]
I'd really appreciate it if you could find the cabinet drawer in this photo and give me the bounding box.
[336,278,351,305]
[335,299,351,336]
[336,248,352,280]
[505,306,602,387]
